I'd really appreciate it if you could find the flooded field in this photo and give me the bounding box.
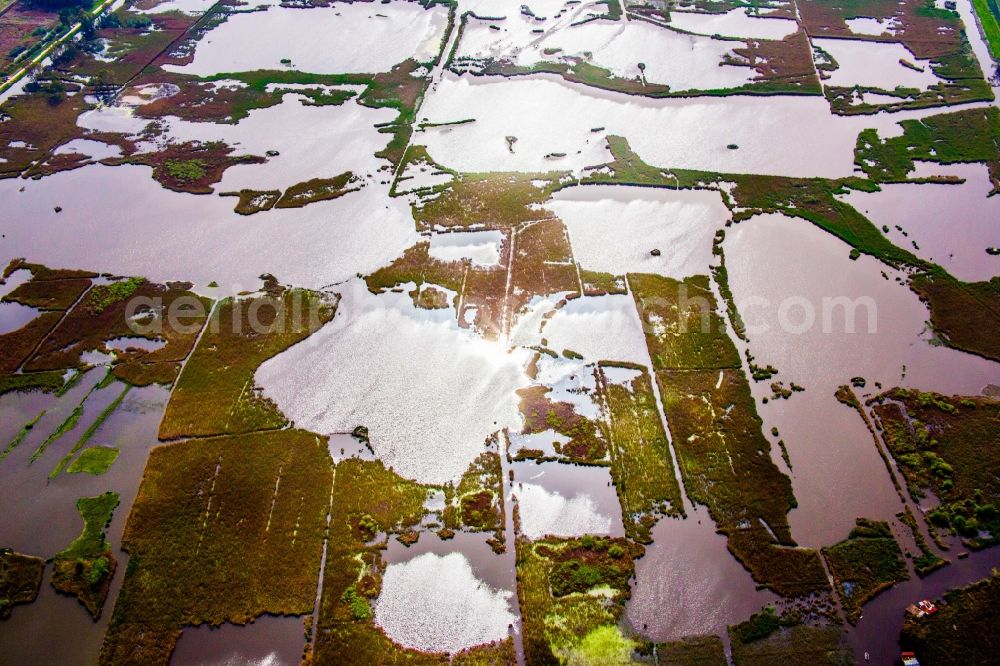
[417,72,985,177]
[168,1,449,76]
[841,162,1000,282]
[1,0,999,663]
[725,213,997,546]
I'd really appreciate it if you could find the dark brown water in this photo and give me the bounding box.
[625,506,778,642]
[170,615,306,666]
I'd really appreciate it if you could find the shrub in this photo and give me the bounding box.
[164,159,207,183]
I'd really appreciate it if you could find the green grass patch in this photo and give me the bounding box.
[67,445,120,475]
[86,277,144,315]
[57,491,120,560]
[973,0,1000,60]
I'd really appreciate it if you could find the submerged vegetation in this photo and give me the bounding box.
[0,550,44,620]
[728,613,852,665]
[657,635,727,665]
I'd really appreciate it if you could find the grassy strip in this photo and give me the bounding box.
[0,550,45,620]
[101,430,332,665]
[274,171,360,209]
[50,383,130,479]
[897,506,949,576]
[821,518,909,624]
[56,369,84,396]
[159,288,336,439]
[51,492,120,618]
[597,363,684,543]
[973,0,1000,61]
[1,409,47,462]
[67,445,120,475]
[711,230,746,341]
[900,571,1000,664]
[629,273,828,597]
[29,375,103,464]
